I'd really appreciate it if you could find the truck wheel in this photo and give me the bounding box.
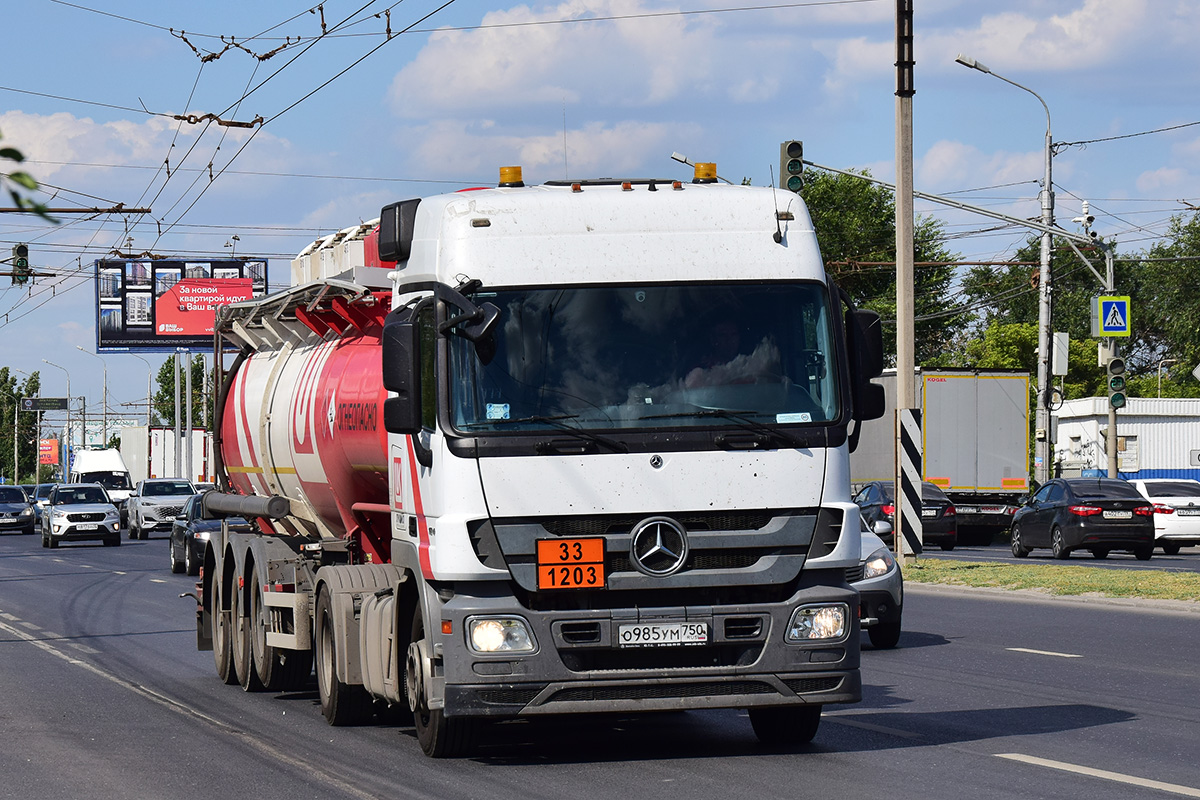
[409,606,477,757]
[868,620,901,649]
[1162,542,1181,556]
[252,579,312,691]
[1010,525,1030,558]
[1051,528,1070,559]
[749,705,821,745]
[212,575,239,685]
[231,575,264,692]
[315,589,372,725]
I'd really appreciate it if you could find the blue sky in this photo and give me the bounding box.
[3,0,1198,438]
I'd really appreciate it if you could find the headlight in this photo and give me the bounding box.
[19,507,33,518]
[786,604,848,643]
[862,547,896,580]
[467,617,535,654]
[105,510,119,521]
[193,529,211,542]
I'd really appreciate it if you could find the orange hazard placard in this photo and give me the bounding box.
[536,538,605,589]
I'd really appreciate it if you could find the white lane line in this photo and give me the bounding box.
[149,579,167,584]
[19,621,41,631]
[997,753,1200,798]
[113,571,126,575]
[825,717,925,740]
[1007,647,1083,658]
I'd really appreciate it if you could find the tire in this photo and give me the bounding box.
[410,605,477,757]
[868,620,901,649]
[1090,548,1109,559]
[41,532,48,548]
[1162,542,1181,556]
[104,537,120,547]
[1051,527,1070,559]
[939,542,955,552]
[169,540,184,574]
[184,539,199,577]
[212,573,238,686]
[1134,546,1153,561]
[251,578,312,691]
[316,590,373,725]
[749,705,822,745]
[1010,524,1030,558]
[48,536,58,549]
[231,571,264,692]
[128,519,138,540]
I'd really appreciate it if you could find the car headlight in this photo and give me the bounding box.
[862,547,896,580]
[466,617,536,654]
[105,510,119,522]
[19,507,33,518]
[193,529,211,542]
[786,604,849,643]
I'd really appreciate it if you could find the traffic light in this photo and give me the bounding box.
[11,243,30,285]
[779,141,804,193]
[1106,356,1127,409]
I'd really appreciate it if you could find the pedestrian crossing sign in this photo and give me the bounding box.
[1093,295,1131,337]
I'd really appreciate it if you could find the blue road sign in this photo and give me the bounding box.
[1096,295,1131,337]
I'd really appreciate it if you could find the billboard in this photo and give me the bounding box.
[95,259,268,352]
[39,438,59,465]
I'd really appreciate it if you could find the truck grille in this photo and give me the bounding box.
[541,511,773,537]
[546,680,775,704]
[559,643,763,672]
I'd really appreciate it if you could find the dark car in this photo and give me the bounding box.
[169,494,251,576]
[0,485,36,535]
[1010,478,1155,560]
[853,480,958,551]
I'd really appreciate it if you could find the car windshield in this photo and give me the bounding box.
[1144,481,1200,498]
[78,471,131,490]
[35,484,54,500]
[59,487,109,504]
[0,487,27,502]
[145,481,194,496]
[449,282,841,433]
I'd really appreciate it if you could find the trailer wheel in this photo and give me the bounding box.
[749,705,821,745]
[409,606,478,757]
[252,578,312,691]
[232,576,264,692]
[212,573,238,685]
[315,589,372,725]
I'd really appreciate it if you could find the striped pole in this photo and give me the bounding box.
[896,407,923,556]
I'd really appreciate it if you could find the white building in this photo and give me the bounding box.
[1054,397,1200,479]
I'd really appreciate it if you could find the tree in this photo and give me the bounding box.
[800,169,960,364]
[0,368,43,483]
[153,354,212,429]
[1135,210,1200,390]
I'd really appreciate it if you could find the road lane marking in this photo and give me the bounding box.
[996,754,1200,798]
[1006,647,1082,658]
[149,579,167,584]
[19,621,41,631]
[113,571,126,575]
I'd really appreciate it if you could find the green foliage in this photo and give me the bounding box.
[0,368,43,483]
[154,355,212,429]
[801,169,960,364]
[907,559,1200,602]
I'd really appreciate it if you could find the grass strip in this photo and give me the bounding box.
[904,559,1200,603]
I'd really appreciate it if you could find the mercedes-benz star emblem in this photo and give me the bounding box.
[629,517,689,576]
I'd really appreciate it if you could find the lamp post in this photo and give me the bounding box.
[11,367,29,483]
[42,359,70,472]
[956,54,1055,485]
[128,353,155,481]
[76,346,109,447]
[1158,359,1178,398]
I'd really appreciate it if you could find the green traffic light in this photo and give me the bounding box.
[786,158,803,175]
[1110,392,1126,409]
[786,175,803,192]
[1109,375,1125,391]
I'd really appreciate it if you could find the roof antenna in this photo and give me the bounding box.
[769,166,783,244]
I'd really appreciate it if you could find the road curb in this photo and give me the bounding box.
[905,580,1200,615]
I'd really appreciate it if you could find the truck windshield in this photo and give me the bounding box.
[78,471,131,490]
[449,283,840,432]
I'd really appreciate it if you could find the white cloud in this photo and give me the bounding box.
[1136,167,1186,193]
[917,139,1046,193]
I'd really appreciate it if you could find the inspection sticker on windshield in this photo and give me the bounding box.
[486,403,510,420]
[776,412,811,424]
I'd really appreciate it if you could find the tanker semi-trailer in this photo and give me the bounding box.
[197,164,886,757]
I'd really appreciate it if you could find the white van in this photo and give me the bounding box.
[70,448,133,525]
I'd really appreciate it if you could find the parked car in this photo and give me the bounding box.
[853,480,958,551]
[1010,478,1155,560]
[0,485,36,535]
[1129,478,1200,555]
[169,494,251,576]
[848,520,903,649]
[40,483,121,548]
[127,478,197,540]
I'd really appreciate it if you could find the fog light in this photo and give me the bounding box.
[467,617,535,654]
[786,604,848,643]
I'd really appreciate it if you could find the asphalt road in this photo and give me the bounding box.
[922,533,1200,573]
[2,530,1198,800]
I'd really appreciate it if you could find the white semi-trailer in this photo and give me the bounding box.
[195,164,886,757]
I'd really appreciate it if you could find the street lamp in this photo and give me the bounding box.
[956,54,1055,484]
[76,346,109,447]
[1158,359,1179,398]
[42,359,71,470]
[11,367,29,483]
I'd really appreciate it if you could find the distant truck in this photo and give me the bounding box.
[850,369,1030,543]
[70,448,134,525]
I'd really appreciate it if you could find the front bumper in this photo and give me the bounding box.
[50,522,121,542]
[434,571,861,718]
[0,516,35,533]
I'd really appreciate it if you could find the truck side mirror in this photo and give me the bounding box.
[382,312,423,435]
[848,309,886,421]
[378,199,420,263]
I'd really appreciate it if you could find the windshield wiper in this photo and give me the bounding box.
[463,414,629,454]
[638,408,805,448]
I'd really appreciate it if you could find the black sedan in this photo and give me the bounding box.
[169,494,251,576]
[1010,478,1155,560]
[0,485,36,535]
[852,480,958,550]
